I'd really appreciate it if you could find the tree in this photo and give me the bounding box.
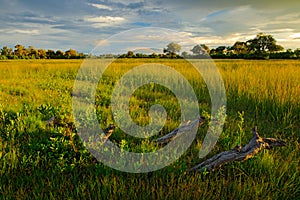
[78,52,85,59]
[209,46,229,58]
[56,50,64,59]
[65,49,78,58]
[1,46,13,57]
[0,44,85,60]
[231,41,248,55]
[191,44,210,55]
[47,49,56,59]
[269,44,284,53]
[165,42,181,54]
[14,44,25,57]
[149,52,159,58]
[215,46,227,54]
[127,51,134,58]
[246,33,284,54]
[38,49,47,59]
[27,46,38,58]
[181,51,190,58]
[294,48,300,58]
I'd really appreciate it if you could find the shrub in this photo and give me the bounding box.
[0,55,7,60]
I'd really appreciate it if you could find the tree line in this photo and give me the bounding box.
[0,45,85,60]
[1,33,300,60]
[121,33,300,60]
[207,33,300,59]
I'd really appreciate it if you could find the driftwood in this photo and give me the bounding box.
[190,126,286,172]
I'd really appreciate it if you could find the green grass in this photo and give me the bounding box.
[0,59,299,199]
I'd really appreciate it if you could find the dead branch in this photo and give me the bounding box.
[189,126,286,172]
[103,124,115,139]
[153,116,206,145]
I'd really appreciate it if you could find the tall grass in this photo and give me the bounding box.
[0,59,299,199]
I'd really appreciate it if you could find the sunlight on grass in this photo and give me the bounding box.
[0,59,299,199]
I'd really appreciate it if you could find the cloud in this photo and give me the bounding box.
[87,3,112,11]
[127,2,144,9]
[158,0,300,10]
[199,5,263,36]
[0,0,299,52]
[8,29,40,35]
[84,16,125,23]
[84,16,126,28]
[290,33,300,40]
[0,11,57,26]
[107,0,144,5]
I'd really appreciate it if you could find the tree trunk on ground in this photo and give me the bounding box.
[153,116,206,145]
[189,126,286,172]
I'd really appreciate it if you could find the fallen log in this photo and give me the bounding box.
[103,124,116,139]
[153,116,206,145]
[189,126,286,172]
[70,116,286,172]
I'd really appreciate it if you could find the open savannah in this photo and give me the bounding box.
[0,59,299,199]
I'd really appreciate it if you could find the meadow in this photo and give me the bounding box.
[0,59,299,199]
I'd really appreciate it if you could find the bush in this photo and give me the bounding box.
[11,55,19,60]
[0,55,7,60]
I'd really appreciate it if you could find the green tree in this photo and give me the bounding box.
[149,52,159,58]
[127,51,134,58]
[246,33,284,54]
[165,42,181,54]
[269,44,284,52]
[231,41,248,55]
[27,46,38,58]
[78,52,85,59]
[215,46,227,55]
[14,44,25,57]
[1,46,13,57]
[56,50,64,59]
[65,49,78,58]
[294,48,300,58]
[47,50,56,59]
[38,49,47,59]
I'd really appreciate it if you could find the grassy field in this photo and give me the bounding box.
[0,59,299,199]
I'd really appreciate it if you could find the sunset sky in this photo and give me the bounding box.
[1,0,300,53]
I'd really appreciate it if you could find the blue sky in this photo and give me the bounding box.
[1,0,300,53]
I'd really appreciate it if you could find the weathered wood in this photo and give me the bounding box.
[50,114,285,172]
[103,124,115,139]
[189,126,286,172]
[153,116,206,145]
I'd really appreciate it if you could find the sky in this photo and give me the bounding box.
[1,0,300,53]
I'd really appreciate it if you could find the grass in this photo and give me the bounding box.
[0,59,299,199]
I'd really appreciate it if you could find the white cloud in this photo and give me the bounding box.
[191,32,256,48]
[270,28,294,33]
[85,16,125,23]
[84,16,126,28]
[108,0,143,5]
[8,29,40,35]
[87,3,112,11]
[290,33,300,39]
[1,0,300,52]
